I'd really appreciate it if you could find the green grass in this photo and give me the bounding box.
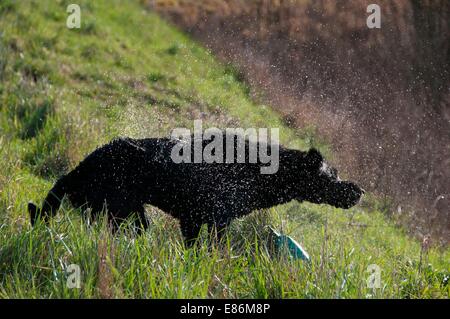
[0,0,448,298]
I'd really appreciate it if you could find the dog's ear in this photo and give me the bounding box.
[306,148,323,170]
[28,202,38,226]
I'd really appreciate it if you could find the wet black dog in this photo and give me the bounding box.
[28,134,364,245]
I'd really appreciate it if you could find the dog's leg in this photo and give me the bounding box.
[29,177,68,226]
[134,208,149,235]
[180,218,202,248]
[208,220,229,245]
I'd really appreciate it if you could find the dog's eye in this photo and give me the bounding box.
[320,162,339,179]
[320,162,327,174]
[330,168,338,179]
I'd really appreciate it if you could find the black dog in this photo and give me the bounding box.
[28,133,364,245]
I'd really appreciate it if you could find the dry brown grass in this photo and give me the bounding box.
[97,231,116,298]
[150,0,450,243]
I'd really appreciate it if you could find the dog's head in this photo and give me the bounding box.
[292,149,364,209]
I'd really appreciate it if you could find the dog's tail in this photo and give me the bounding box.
[28,178,67,226]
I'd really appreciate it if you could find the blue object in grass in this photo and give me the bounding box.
[269,227,310,262]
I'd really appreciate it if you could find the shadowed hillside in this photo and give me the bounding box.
[150,0,450,243]
[0,0,448,298]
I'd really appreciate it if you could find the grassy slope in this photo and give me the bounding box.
[0,0,448,298]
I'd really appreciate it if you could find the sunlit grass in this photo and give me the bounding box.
[0,0,448,299]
